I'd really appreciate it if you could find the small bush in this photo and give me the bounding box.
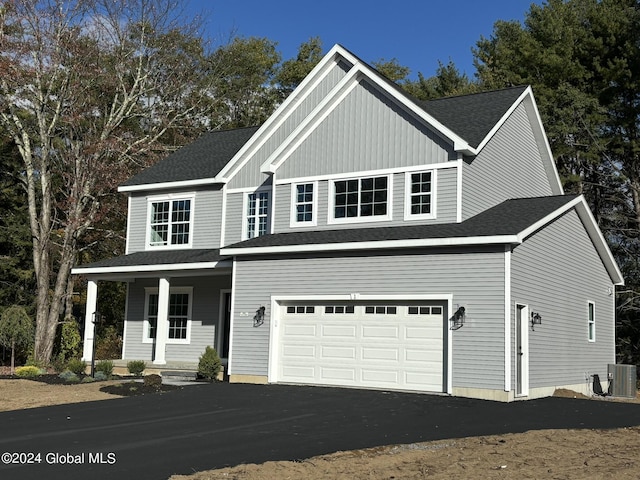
[66,358,86,376]
[81,376,96,383]
[93,371,107,381]
[95,326,122,360]
[198,346,222,381]
[127,360,146,377]
[95,360,114,378]
[15,366,41,378]
[144,374,162,388]
[58,370,80,383]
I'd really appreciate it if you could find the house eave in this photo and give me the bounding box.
[71,259,232,276]
[118,177,226,193]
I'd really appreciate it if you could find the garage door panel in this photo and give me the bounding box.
[278,303,445,393]
[321,345,356,360]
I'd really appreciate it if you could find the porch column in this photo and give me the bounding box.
[81,280,98,361]
[153,277,170,365]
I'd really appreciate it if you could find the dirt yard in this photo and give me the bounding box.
[1,378,639,480]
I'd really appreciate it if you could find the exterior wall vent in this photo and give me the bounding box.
[608,364,637,398]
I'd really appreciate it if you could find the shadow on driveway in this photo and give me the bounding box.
[1,383,639,480]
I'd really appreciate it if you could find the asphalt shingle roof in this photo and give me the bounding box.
[226,195,578,250]
[121,126,259,187]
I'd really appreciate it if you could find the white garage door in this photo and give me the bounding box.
[277,302,445,392]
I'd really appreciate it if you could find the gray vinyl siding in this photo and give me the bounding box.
[273,167,458,233]
[277,79,455,181]
[227,62,350,190]
[224,191,245,245]
[511,209,615,390]
[126,186,223,253]
[462,102,553,220]
[231,247,506,390]
[123,275,231,362]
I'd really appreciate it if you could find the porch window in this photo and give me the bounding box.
[144,287,192,343]
[148,194,194,248]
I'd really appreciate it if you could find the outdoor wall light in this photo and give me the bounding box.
[253,306,265,327]
[451,306,466,330]
[531,311,542,330]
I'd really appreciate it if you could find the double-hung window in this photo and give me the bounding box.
[291,182,316,226]
[144,287,192,343]
[331,175,390,223]
[246,191,270,239]
[405,170,436,220]
[148,195,194,248]
[588,301,595,342]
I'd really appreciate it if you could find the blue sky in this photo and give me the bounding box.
[187,1,543,80]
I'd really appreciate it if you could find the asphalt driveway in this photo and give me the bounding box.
[1,383,640,480]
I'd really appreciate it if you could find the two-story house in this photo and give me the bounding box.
[72,44,624,402]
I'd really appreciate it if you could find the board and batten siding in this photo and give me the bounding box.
[276,79,455,181]
[123,275,231,362]
[231,248,506,390]
[226,62,351,190]
[273,167,458,233]
[462,102,553,221]
[126,186,223,253]
[511,209,615,390]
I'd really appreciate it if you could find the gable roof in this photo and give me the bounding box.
[221,194,623,285]
[418,86,529,149]
[119,126,259,193]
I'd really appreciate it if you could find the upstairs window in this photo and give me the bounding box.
[331,175,390,223]
[148,195,193,248]
[291,182,316,226]
[405,170,436,220]
[246,191,270,239]
[588,301,595,342]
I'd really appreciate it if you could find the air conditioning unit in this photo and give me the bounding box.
[608,364,637,398]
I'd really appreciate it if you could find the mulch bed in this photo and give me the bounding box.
[0,373,182,396]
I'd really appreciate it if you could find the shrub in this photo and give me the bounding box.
[81,376,96,383]
[58,319,82,362]
[66,358,86,376]
[127,360,146,377]
[58,370,79,383]
[15,366,41,378]
[198,346,222,381]
[95,360,114,378]
[144,374,162,388]
[93,371,107,381]
[95,326,122,360]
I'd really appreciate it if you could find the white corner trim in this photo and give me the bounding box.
[504,246,511,392]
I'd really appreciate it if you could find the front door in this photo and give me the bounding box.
[516,304,529,396]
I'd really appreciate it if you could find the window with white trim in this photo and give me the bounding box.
[588,301,595,342]
[143,287,192,343]
[292,182,316,225]
[246,191,270,239]
[405,170,436,220]
[148,196,193,248]
[331,175,390,222]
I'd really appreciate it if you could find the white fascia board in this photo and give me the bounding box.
[118,177,224,193]
[573,197,625,286]
[517,196,583,240]
[221,234,520,256]
[71,260,232,276]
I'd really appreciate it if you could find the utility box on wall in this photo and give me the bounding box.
[608,364,637,398]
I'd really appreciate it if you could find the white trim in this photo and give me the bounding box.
[474,87,530,153]
[456,158,463,223]
[227,259,237,375]
[125,195,132,254]
[145,193,196,250]
[219,184,228,248]
[72,260,231,276]
[290,181,318,228]
[81,280,98,362]
[222,234,521,256]
[242,189,271,240]
[404,169,437,221]
[121,282,130,359]
[226,184,274,194]
[218,289,232,356]
[515,303,529,397]
[504,247,511,392]
[143,286,193,345]
[119,177,222,193]
[267,293,453,394]
[274,161,456,186]
[327,173,393,225]
[270,173,277,234]
[588,300,596,342]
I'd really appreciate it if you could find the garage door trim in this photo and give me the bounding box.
[268,294,453,394]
